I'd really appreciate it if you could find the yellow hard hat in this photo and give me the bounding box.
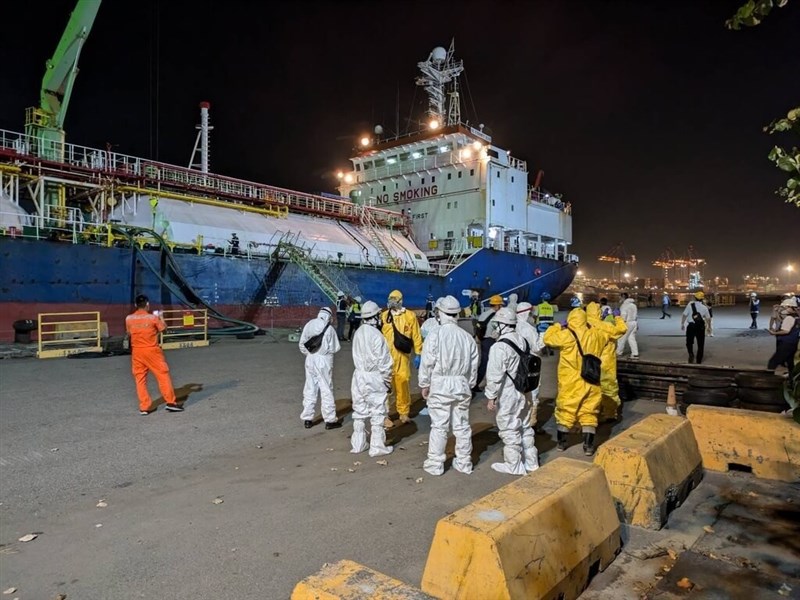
[694,291,705,300]
[388,290,403,301]
[489,294,504,306]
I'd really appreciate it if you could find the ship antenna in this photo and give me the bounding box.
[416,39,464,127]
[189,101,213,173]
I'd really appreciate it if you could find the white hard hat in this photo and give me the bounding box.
[337,291,344,297]
[361,300,381,319]
[494,307,517,325]
[436,295,461,315]
[781,297,798,308]
[355,296,362,303]
[750,292,757,297]
[517,302,533,314]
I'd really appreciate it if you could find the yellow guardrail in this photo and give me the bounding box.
[37,312,102,359]
[159,309,209,350]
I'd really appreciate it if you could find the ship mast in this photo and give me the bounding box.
[415,40,464,127]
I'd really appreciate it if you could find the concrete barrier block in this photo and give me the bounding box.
[291,559,436,600]
[421,457,620,600]
[687,405,800,482]
[594,414,702,529]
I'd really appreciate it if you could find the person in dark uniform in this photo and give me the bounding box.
[336,291,348,341]
[229,233,240,256]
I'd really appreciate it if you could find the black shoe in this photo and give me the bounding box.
[659,316,665,320]
[165,404,184,412]
[556,431,568,452]
[688,355,695,364]
[304,420,313,429]
[325,421,342,430]
[583,433,596,456]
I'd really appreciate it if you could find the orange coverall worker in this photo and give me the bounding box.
[381,307,423,419]
[126,309,177,411]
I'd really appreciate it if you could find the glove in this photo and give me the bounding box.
[413,355,421,369]
[612,308,621,317]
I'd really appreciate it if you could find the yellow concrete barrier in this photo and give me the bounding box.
[291,559,435,599]
[687,405,800,482]
[594,414,703,529]
[421,457,620,600]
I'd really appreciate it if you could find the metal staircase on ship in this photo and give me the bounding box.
[272,233,362,303]
[358,206,402,271]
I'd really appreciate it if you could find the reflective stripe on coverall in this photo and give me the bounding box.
[418,315,480,476]
[543,308,613,432]
[350,322,394,456]
[484,329,539,475]
[381,308,423,418]
[126,309,176,411]
[585,302,628,420]
[299,310,341,423]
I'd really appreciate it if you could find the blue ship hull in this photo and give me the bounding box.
[0,238,576,338]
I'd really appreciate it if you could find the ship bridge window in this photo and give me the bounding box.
[363,161,373,170]
[387,156,398,165]
[426,146,438,156]
[421,177,425,184]
[407,179,412,187]
[447,202,451,209]
[447,173,452,180]
[400,152,410,161]
[496,171,500,178]
[470,169,474,176]
[383,185,386,192]
[511,176,515,183]
[375,158,385,168]
[412,151,422,159]
[439,144,452,153]
[432,176,436,183]
[355,163,361,172]
[488,149,499,159]
[458,171,462,178]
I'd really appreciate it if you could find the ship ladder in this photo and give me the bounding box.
[358,207,402,271]
[277,242,343,304]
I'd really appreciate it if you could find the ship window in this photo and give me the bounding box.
[492,199,496,206]
[426,146,438,155]
[370,188,374,194]
[363,161,373,170]
[421,177,425,184]
[375,158,385,168]
[439,144,451,153]
[430,233,435,240]
[412,151,422,159]
[400,152,410,161]
[432,176,436,183]
[511,205,515,212]
[387,155,398,164]
[454,201,458,208]
[458,171,462,179]
[383,185,386,192]
[488,149,499,159]
[395,182,399,189]
[470,169,474,176]
[408,179,412,187]
[496,171,500,178]
[447,231,454,238]
[447,173,452,180]
[511,176,515,183]
[447,202,451,209]
[355,163,361,172]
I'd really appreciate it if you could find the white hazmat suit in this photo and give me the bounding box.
[350,304,394,456]
[484,308,539,475]
[617,296,639,358]
[418,298,480,476]
[298,308,341,424]
[515,302,546,427]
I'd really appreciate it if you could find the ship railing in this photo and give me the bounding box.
[528,187,571,214]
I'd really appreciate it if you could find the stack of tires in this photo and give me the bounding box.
[680,376,737,414]
[734,373,789,413]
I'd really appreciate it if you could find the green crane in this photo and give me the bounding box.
[25,0,101,161]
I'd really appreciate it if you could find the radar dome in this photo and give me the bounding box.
[431,47,447,63]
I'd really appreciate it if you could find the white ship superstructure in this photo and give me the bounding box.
[337,42,576,272]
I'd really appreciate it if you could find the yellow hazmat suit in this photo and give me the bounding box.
[543,308,612,430]
[585,302,628,421]
[381,306,423,419]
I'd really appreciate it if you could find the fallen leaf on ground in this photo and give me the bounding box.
[415,477,423,483]
[703,525,715,534]
[18,534,37,543]
[330,467,338,471]
[347,468,355,472]
[677,577,694,590]
[96,500,107,508]
[326,448,334,452]
[3,588,16,595]
[376,460,388,466]
[212,498,224,505]
[95,524,102,528]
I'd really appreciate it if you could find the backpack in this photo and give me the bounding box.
[303,322,331,353]
[690,302,705,327]
[497,338,542,393]
[386,311,413,353]
[567,328,602,386]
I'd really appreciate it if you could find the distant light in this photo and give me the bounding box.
[439,146,449,153]
[336,171,344,180]
[472,141,481,150]
[429,119,440,130]
[577,270,584,277]
[624,272,630,278]
[488,227,499,240]
[360,136,371,147]
[461,148,472,159]
[344,173,354,184]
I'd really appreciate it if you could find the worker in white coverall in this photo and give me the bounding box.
[484,307,540,475]
[515,302,547,429]
[418,296,480,476]
[349,301,394,456]
[298,307,342,429]
[616,292,639,359]
[420,297,444,342]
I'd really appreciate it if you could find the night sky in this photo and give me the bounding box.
[1,1,798,280]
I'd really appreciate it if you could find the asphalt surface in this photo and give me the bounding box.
[0,306,783,599]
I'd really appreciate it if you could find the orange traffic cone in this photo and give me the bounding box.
[666,384,679,416]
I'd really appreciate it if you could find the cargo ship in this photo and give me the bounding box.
[0,3,577,340]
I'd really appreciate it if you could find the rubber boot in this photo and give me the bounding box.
[583,432,596,456]
[556,431,568,452]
